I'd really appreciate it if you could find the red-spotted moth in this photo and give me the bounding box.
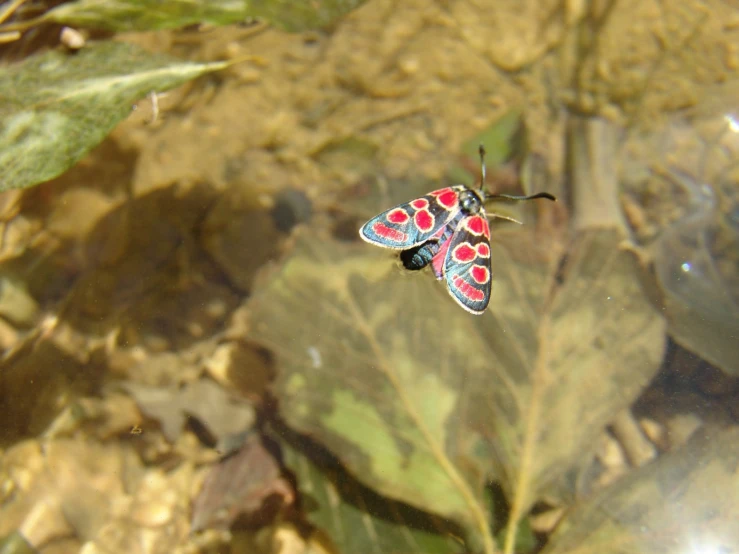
[359,146,556,314]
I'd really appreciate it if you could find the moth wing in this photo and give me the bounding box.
[359,186,463,250]
[443,214,492,314]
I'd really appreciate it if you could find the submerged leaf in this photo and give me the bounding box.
[0,41,227,192]
[278,427,465,554]
[33,0,366,32]
[542,426,739,554]
[121,379,255,443]
[653,170,739,376]
[192,433,293,531]
[248,225,665,552]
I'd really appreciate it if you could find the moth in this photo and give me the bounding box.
[359,146,555,314]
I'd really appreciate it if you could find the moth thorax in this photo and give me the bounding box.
[459,188,483,214]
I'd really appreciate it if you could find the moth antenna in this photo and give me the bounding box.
[486,192,557,202]
[478,144,487,193]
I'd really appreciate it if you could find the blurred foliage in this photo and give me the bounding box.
[4,0,367,33]
[0,0,367,192]
[0,42,228,191]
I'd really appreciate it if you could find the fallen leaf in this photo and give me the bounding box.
[121,379,255,443]
[248,223,665,552]
[191,433,293,532]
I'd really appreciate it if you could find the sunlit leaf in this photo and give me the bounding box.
[0,41,227,192]
[542,426,739,554]
[278,428,465,554]
[31,0,366,32]
[248,221,665,552]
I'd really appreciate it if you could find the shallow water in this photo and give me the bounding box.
[0,1,737,553]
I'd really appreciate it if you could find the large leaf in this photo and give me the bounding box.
[277,428,465,554]
[10,0,366,32]
[542,425,739,554]
[0,41,228,192]
[248,223,665,552]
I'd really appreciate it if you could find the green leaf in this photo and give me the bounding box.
[0,42,228,192]
[460,110,526,169]
[448,110,525,184]
[33,0,366,32]
[541,426,739,554]
[277,428,465,554]
[248,221,665,553]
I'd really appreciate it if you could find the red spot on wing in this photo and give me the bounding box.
[470,265,489,284]
[476,243,490,257]
[432,236,452,279]
[429,187,453,197]
[437,190,458,209]
[372,221,408,243]
[452,275,485,301]
[411,198,429,210]
[414,209,434,232]
[466,216,485,235]
[482,218,490,239]
[452,243,476,263]
[387,208,410,224]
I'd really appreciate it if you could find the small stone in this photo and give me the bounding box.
[133,498,174,527]
[204,341,272,398]
[0,317,18,350]
[611,409,657,467]
[47,188,116,239]
[398,56,420,76]
[60,27,85,50]
[639,417,667,451]
[596,432,627,469]
[0,277,39,326]
[20,500,73,548]
[621,194,648,237]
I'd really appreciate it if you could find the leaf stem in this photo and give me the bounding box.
[503,313,552,554]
